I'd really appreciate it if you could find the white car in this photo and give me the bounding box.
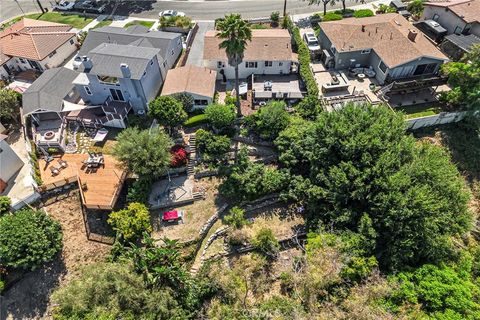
[159,10,185,18]
[303,32,321,52]
[53,0,75,11]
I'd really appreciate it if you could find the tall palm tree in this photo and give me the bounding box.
[216,14,252,117]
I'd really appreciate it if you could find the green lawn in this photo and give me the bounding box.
[92,19,112,29]
[124,20,155,29]
[25,12,93,29]
[396,104,443,119]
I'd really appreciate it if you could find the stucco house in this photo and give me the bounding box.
[0,18,78,80]
[318,13,449,84]
[74,26,183,111]
[203,29,297,80]
[161,65,217,109]
[422,0,480,36]
[0,134,24,194]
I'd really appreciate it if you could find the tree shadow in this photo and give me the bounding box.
[103,0,156,16]
[0,256,67,320]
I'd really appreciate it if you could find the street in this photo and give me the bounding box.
[1,0,373,22]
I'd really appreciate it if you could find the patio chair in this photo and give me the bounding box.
[50,166,60,176]
[58,159,68,169]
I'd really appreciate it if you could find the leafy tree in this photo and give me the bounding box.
[205,103,236,131]
[0,209,62,270]
[0,196,11,216]
[108,202,152,242]
[148,96,188,131]
[295,94,322,120]
[216,14,252,116]
[196,129,231,162]
[280,104,471,270]
[407,0,425,17]
[112,127,173,177]
[172,92,195,113]
[440,44,480,111]
[252,228,280,258]
[0,88,20,121]
[127,177,153,204]
[51,262,190,320]
[246,101,290,140]
[353,9,374,18]
[224,206,248,229]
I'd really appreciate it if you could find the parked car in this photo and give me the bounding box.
[303,32,321,52]
[52,0,75,11]
[159,10,185,18]
[74,0,106,13]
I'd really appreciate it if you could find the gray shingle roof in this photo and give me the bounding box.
[22,67,79,115]
[444,34,480,52]
[79,43,160,79]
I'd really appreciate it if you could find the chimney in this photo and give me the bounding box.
[120,63,131,78]
[81,56,92,71]
[361,25,366,32]
[407,29,418,42]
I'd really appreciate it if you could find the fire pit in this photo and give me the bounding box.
[44,131,55,140]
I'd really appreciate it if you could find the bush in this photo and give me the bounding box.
[148,96,187,131]
[205,103,236,131]
[0,88,20,121]
[322,12,343,21]
[196,129,231,162]
[108,202,152,242]
[246,101,290,140]
[0,209,62,270]
[354,9,374,18]
[290,27,319,96]
[159,15,193,29]
[0,279,4,293]
[184,113,208,127]
[271,11,280,26]
[170,145,188,168]
[407,0,425,16]
[127,177,153,204]
[252,228,280,258]
[224,206,248,229]
[377,4,396,13]
[0,196,11,216]
[171,92,194,113]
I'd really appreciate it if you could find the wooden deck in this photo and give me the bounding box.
[39,154,126,210]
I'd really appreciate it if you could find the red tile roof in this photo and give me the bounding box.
[0,18,75,63]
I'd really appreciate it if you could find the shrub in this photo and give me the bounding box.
[127,177,153,204]
[408,0,425,16]
[290,26,319,96]
[160,15,193,29]
[108,202,152,242]
[0,209,62,270]
[0,196,11,216]
[196,129,231,162]
[354,9,374,18]
[252,228,280,257]
[224,91,237,105]
[322,12,343,21]
[184,113,208,127]
[170,145,188,168]
[205,103,236,131]
[0,88,20,121]
[246,101,290,140]
[148,96,187,131]
[171,92,194,113]
[224,206,248,229]
[271,11,280,26]
[377,4,396,13]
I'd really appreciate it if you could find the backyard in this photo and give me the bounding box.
[395,103,445,119]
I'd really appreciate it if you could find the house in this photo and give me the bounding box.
[440,33,480,60]
[422,0,480,36]
[23,67,131,151]
[0,134,24,194]
[318,13,449,84]
[74,26,183,111]
[161,65,217,108]
[203,29,297,80]
[0,18,78,79]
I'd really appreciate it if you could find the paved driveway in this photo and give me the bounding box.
[185,21,214,67]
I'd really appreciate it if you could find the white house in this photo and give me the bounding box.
[422,0,480,36]
[203,29,297,80]
[161,65,217,109]
[0,18,78,79]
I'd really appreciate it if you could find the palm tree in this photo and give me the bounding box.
[216,14,252,117]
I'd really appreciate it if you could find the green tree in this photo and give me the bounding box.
[252,228,280,258]
[224,206,248,229]
[148,96,188,131]
[196,129,231,162]
[246,101,290,140]
[51,262,190,320]
[407,0,425,17]
[281,104,471,270]
[112,127,173,177]
[295,94,322,120]
[0,88,20,121]
[0,196,11,216]
[205,103,236,131]
[172,92,195,113]
[108,202,152,242]
[216,14,252,117]
[0,209,62,270]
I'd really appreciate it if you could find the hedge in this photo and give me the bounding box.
[290,26,319,97]
[184,113,207,127]
[354,9,375,18]
[323,12,343,21]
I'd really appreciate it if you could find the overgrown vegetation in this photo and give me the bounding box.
[196,129,231,163]
[159,15,193,29]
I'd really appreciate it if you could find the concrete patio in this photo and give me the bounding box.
[149,175,194,210]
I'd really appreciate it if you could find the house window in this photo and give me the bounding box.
[109,88,125,101]
[98,75,119,84]
[245,62,257,68]
[432,14,439,21]
[84,86,92,95]
[48,50,57,58]
[413,63,437,76]
[150,60,154,66]
[69,39,74,45]
[378,61,388,74]
[454,26,462,35]
[163,61,167,68]
[194,99,208,106]
[264,61,273,67]
[331,46,337,54]
[142,71,147,77]
[463,24,472,34]
[361,49,371,54]
[279,62,283,66]
[171,50,175,56]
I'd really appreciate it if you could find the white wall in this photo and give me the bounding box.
[0,139,24,183]
[406,111,466,129]
[39,37,78,70]
[205,59,292,80]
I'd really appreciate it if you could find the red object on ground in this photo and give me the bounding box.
[170,145,188,167]
[163,210,179,221]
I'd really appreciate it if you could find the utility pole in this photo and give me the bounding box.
[283,0,287,18]
[36,0,46,13]
[14,0,25,15]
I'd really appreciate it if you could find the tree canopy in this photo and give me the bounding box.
[171,92,195,113]
[108,202,152,242]
[112,127,173,177]
[205,103,236,131]
[0,209,62,270]
[245,101,290,141]
[148,96,188,130]
[0,88,20,121]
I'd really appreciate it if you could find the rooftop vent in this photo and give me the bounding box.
[362,25,366,32]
